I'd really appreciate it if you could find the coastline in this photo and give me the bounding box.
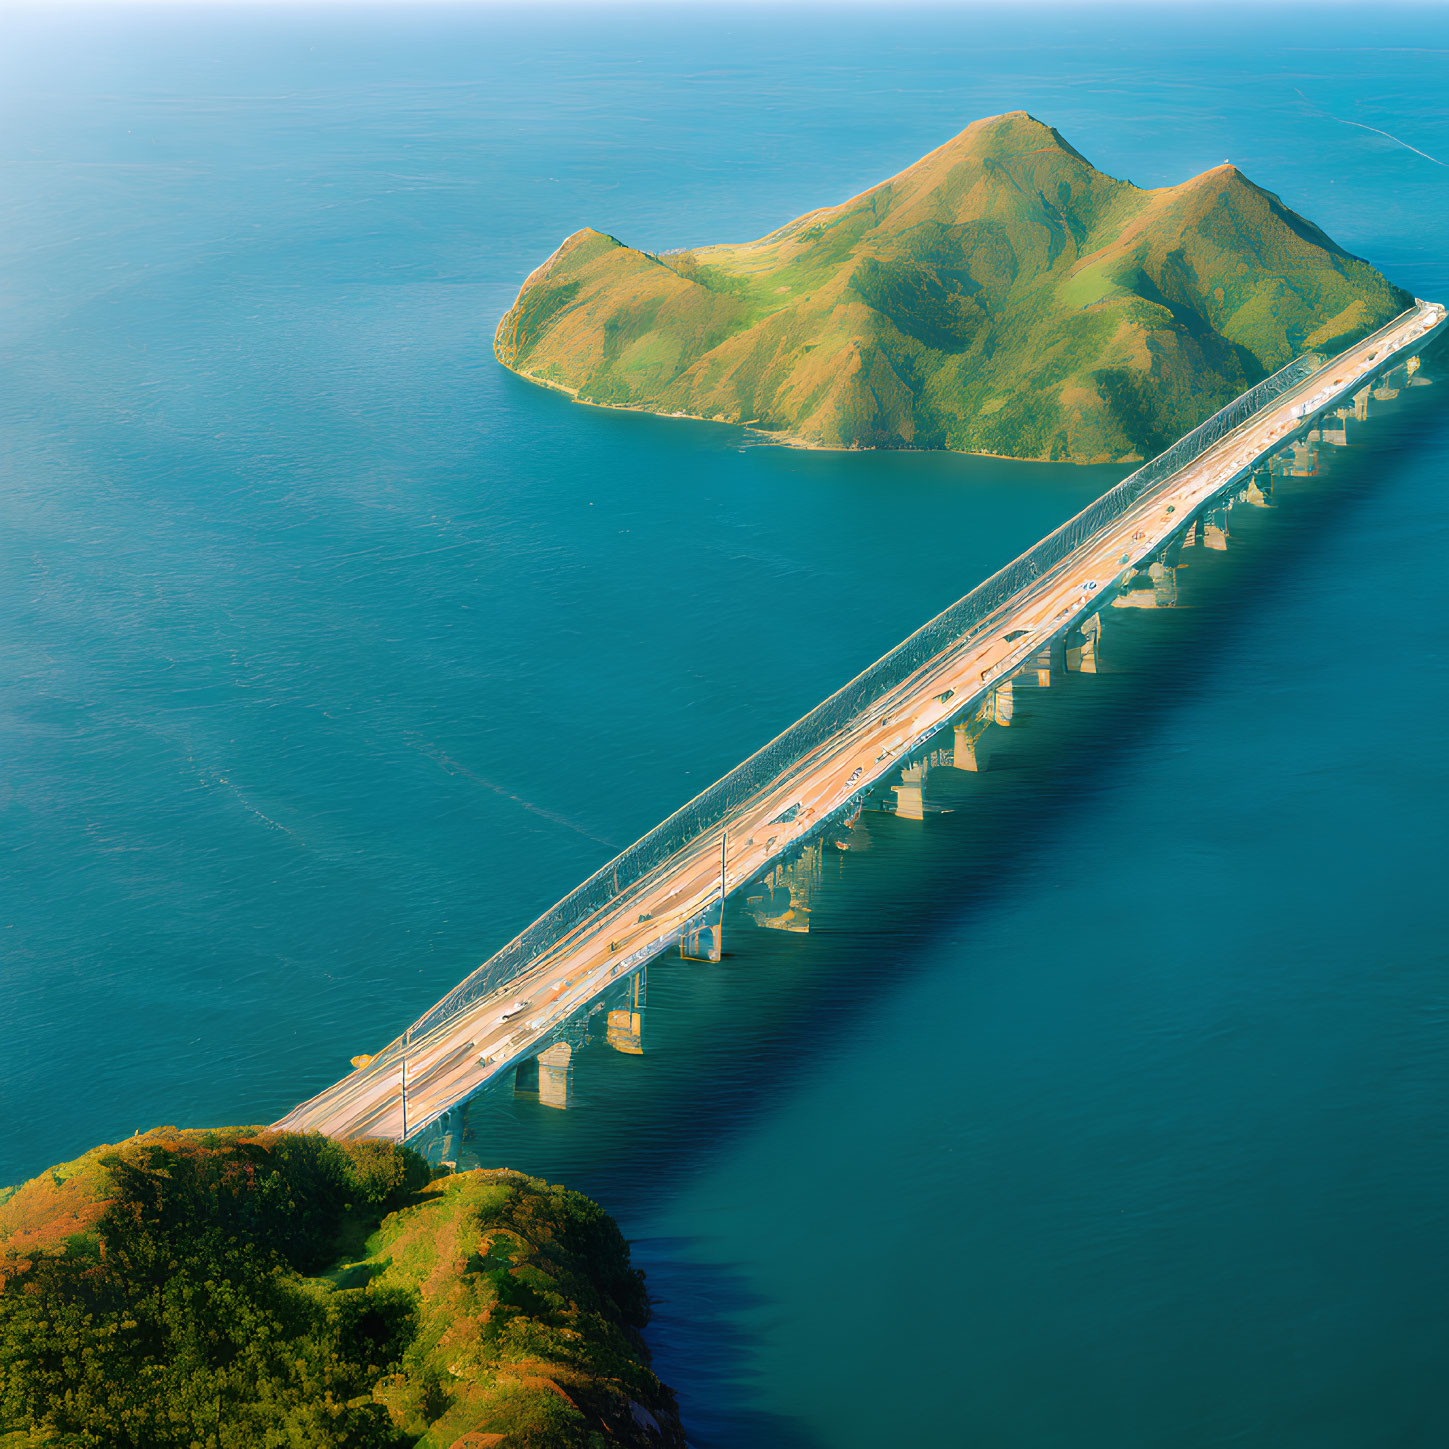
[498,358,1142,466]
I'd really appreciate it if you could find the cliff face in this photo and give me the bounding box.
[0,1129,685,1448]
[496,112,1410,462]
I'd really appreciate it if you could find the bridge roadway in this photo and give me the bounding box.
[276,299,1445,1145]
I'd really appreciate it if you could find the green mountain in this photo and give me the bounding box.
[495,112,1410,462]
[0,1129,684,1448]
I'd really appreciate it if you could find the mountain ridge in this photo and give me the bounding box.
[496,114,1410,462]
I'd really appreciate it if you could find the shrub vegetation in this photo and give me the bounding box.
[0,1129,683,1448]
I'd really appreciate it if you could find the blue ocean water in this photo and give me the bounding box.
[2,6,1447,1446]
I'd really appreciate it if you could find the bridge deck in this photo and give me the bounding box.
[275,300,1444,1145]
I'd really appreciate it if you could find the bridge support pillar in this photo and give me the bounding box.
[607,1008,644,1053]
[747,843,821,929]
[952,718,991,772]
[1113,561,1179,609]
[1244,473,1273,508]
[1352,385,1372,421]
[538,1042,574,1109]
[1310,413,1350,447]
[680,921,722,961]
[987,678,1014,725]
[1150,559,1179,604]
[892,760,927,819]
[440,1103,468,1170]
[607,970,645,1054]
[1185,503,1229,551]
[1066,612,1102,673]
[1023,634,1062,687]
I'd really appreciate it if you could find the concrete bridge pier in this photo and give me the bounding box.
[1309,410,1350,447]
[1373,366,1404,401]
[947,680,1016,773]
[1066,612,1103,673]
[1244,470,1273,508]
[440,1103,468,1170]
[1113,556,1180,609]
[538,1042,574,1109]
[607,970,645,1054]
[1150,558,1180,604]
[952,717,991,771]
[987,678,1015,725]
[1181,504,1229,554]
[1027,638,1057,687]
[680,915,722,961]
[892,759,928,819]
[1269,439,1318,478]
[1352,384,1372,421]
[517,1043,575,1108]
[748,843,822,929]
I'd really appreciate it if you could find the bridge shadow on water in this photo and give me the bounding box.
[625,1239,831,1449]
[458,362,1448,1448]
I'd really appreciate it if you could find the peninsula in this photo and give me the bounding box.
[0,1129,685,1448]
[495,112,1409,461]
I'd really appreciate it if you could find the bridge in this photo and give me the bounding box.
[275,299,1445,1154]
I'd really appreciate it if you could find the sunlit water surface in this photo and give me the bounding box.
[2,8,1447,1446]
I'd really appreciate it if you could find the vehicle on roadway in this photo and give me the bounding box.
[499,999,531,1022]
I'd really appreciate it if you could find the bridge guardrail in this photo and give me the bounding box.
[404,307,1415,1044]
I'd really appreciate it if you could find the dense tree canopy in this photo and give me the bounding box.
[0,1131,426,1447]
[0,1131,683,1448]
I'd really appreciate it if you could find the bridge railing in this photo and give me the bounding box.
[405,310,1413,1043]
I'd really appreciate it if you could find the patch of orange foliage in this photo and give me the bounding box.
[0,1125,273,1289]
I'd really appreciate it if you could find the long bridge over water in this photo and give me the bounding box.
[276,300,1445,1159]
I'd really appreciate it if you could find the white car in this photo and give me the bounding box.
[499,999,531,1022]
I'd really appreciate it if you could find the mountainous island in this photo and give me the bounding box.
[496,112,1409,462]
[0,1129,684,1448]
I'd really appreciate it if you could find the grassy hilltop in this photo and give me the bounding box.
[496,112,1409,462]
[0,1129,684,1448]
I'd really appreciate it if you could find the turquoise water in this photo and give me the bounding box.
[3,6,1448,1445]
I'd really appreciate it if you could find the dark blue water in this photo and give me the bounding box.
[2,7,1447,1446]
